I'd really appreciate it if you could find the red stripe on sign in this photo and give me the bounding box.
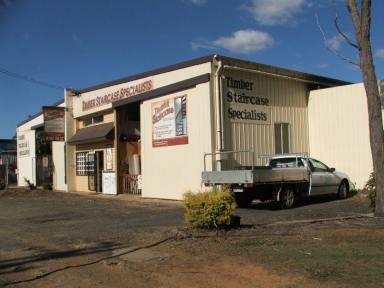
[152,136,188,148]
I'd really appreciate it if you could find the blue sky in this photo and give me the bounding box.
[0,0,383,138]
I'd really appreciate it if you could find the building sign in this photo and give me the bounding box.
[223,76,271,124]
[82,77,153,111]
[43,106,65,141]
[152,95,188,147]
[18,134,30,157]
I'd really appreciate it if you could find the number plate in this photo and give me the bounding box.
[233,187,244,193]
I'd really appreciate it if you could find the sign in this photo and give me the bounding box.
[43,106,65,141]
[82,77,153,111]
[152,95,188,147]
[102,171,117,195]
[18,134,30,157]
[223,76,271,124]
[106,144,113,170]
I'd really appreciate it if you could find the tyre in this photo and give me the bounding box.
[337,180,349,199]
[234,193,253,208]
[280,187,296,209]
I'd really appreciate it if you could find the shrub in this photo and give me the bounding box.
[183,186,236,229]
[42,182,52,190]
[364,172,376,211]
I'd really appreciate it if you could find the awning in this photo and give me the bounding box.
[31,123,44,130]
[68,122,114,145]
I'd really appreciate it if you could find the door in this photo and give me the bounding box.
[275,123,290,154]
[87,152,104,193]
[309,159,338,195]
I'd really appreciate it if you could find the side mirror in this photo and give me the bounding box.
[329,167,336,173]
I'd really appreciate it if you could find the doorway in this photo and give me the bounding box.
[88,151,104,192]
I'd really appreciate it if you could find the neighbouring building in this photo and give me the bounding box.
[16,99,67,190]
[64,55,349,200]
[308,81,384,189]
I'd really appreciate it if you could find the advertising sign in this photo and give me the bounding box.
[152,95,188,147]
[43,106,65,141]
[18,134,30,157]
[223,76,271,124]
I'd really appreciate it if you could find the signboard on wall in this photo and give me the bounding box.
[152,95,188,147]
[102,171,117,195]
[223,76,271,124]
[18,134,30,157]
[43,106,65,141]
[106,145,113,170]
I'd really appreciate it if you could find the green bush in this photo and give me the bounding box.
[183,187,236,229]
[364,172,376,211]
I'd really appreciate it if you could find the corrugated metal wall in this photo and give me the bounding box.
[222,70,309,168]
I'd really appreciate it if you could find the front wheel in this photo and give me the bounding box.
[337,180,349,199]
[280,187,296,209]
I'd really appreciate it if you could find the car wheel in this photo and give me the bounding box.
[280,187,296,209]
[337,180,349,199]
[234,193,253,208]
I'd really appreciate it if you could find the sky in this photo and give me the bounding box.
[0,0,383,138]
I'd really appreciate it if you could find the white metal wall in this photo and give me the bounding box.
[140,82,213,200]
[308,83,372,188]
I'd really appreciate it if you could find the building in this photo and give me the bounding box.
[308,81,384,189]
[64,55,349,200]
[16,99,67,190]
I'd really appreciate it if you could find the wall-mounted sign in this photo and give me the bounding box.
[152,95,188,148]
[18,134,30,157]
[43,106,65,141]
[223,76,271,124]
[82,77,153,111]
[106,144,113,170]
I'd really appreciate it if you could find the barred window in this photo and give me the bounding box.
[76,152,89,176]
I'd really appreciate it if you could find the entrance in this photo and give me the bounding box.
[88,151,104,192]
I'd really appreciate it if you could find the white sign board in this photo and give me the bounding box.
[102,171,117,195]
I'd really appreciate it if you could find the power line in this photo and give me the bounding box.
[0,66,65,91]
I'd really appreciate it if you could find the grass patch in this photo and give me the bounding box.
[227,230,384,287]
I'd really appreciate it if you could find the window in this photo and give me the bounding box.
[76,152,94,176]
[275,123,290,154]
[270,157,304,168]
[309,159,328,172]
[83,115,104,127]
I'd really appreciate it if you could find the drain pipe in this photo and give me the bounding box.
[213,55,224,170]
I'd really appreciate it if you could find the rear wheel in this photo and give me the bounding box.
[234,193,253,208]
[280,187,296,209]
[337,180,349,199]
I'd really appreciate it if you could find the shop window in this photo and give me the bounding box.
[275,123,290,154]
[83,115,104,127]
[76,152,89,176]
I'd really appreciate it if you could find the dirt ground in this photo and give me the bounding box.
[0,188,381,288]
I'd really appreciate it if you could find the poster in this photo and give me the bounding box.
[106,144,113,170]
[43,106,65,141]
[102,171,117,195]
[152,95,188,148]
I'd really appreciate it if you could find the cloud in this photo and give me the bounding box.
[187,0,207,6]
[317,63,329,69]
[192,29,274,54]
[375,48,384,59]
[243,0,306,26]
[326,35,344,51]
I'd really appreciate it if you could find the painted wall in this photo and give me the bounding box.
[16,116,41,186]
[308,83,372,189]
[52,141,67,191]
[140,82,213,200]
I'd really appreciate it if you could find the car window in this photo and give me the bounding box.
[309,159,328,172]
[270,157,304,168]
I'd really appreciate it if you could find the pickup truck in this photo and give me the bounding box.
[202,152,351,209]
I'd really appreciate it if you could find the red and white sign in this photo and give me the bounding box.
[152,95,188,148]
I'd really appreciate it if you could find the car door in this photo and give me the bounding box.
[309,159,330,195]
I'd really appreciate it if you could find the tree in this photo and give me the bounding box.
[347,0,384,215]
